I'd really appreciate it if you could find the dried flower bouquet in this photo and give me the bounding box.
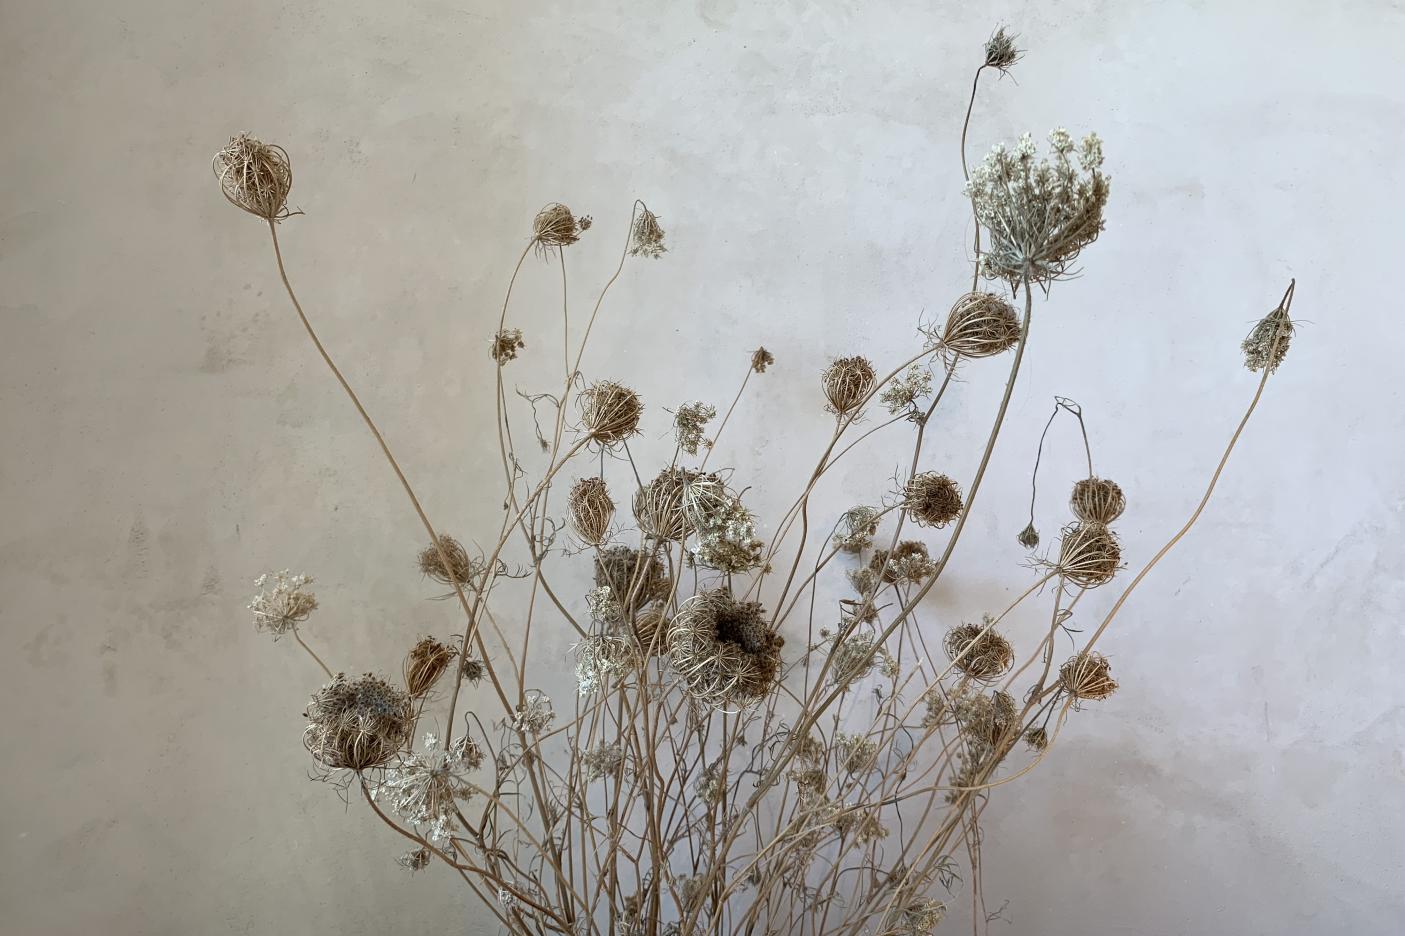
[220,27,1296,936]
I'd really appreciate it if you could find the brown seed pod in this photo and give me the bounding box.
[667,589,783,709]
[532,202,585,252]
[1070,477,1126,524]
[303,673,414,771]
[943,621,1015,681]
[904,472,964,528]
[1058,651,1118,702]
[568,477,615,545]
[593,545,670,611]
[579,380,643,445]
[821,356,876,414]
[633,467,701,541]
[417,534,476,587]
[403,636,457,697]
[751,347,775,373]
[212,133,294,221]
[938,292,1022,359]
[1056,521,1122,587]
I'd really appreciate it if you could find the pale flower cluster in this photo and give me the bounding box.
[248,570,317,638]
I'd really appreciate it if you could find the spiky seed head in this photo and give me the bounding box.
[578,380,642,445]
[213,133,293,221]
[904,472,964,528]
[404,636,457,697]
[417,534,476,587]
[943,620,1015,681]
[1017,522,1040,549]
[532,203,587,254]
[821,356,876,414]
[937,292,1022,359]
[984,27,1022,70]
[1056,521,1121,587]
[568,477,615,545]
[303,673,414,771]
[1070,477,1126,524]
[1059,651,1118,701]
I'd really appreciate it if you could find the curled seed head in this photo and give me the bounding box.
[936,292,1022,359]
[904,472,964,528]
[1056,521,1121,587]
[568,477,616,545]
[213,132,293,221]
[1059,651,1118,702]
[404,636,457,697]
[1070,477,1126,524]
[821,356,876,415]
[579,380,643,445]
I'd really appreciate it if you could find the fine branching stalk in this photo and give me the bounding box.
[221,26,1296,936]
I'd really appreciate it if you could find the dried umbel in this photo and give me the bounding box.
[249,570,317,638]
[954,689,1018,759]
[935,292,1022,359]
[568,477,615,545]
[404,636,457,697]
[490,328,525,364]
[668,590,783,708]
[967,129,1110,285]
[904,472,964,528]
[303,673,414,772]
[943,620,1015,681]
[1242,305,1295,373]
[633,605,670,655]
[532,202,588,255]
[629,207,667,258]
[870,540,934,585]
[579,380,643,445]
[833,505,881,553]
[212,132,293,221]
[1070,476,1126,524]
[879,365,933,417]
[1059,651,1118,702]
[673,401,716,455]
[684,474,764,573]
[633,467,699,541]
[397,847,431,872]
[417,534,477,587]
[593,545,670,611]
[828,630,896,690]
[751,347,775,373]
[1056,521,1122,587]
[378,732,482,843]
[576,630,643,694]
[1024,726,1049,751]
[983,27,1022,71]
[822,356,877,415]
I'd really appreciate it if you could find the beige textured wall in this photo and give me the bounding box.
[3,1,1403,934]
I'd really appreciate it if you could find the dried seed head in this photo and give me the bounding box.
[668,589,783,709]
[532,203,588,255]
[633,605,670,656]
[303,673,414,772]
[490,329,525,364]
[984,27,1022,70]
[966,129,1110,286]
[213,133,293,221]
[593,545,671,611]
[460,655,485,685]
[397,847,431,872]
[629,207,667,258]
[751,347,775,373]
[684,474,764,573]
[575,630,642,694]
[404,636,457,697]
[822,356,877,415]
[955,689,1018,757]
[1024,726,1049,751]
[417,534,477,587]
[579,380,643,445]
[568,477,615,545]
[1017,522,1040,550]
[1070,476,1126,524]
[249,570,318,638]
[633,467,700,541]
[943,618,1015,681]
[1242,306,1295,373]
[935,292,1022,359]
[1056,521,1122,587]
[904,472,964,528]
[1059,651,1118,702]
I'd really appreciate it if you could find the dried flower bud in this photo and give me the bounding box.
[1242,305,1295,373]
[213,132,293,221]
[568,477,615,545]
[904,472,964,528]
[579,380,643,445]
[751,347,775,373]
[1059,651,1118,702]
[629,207,667,258]
[1017,522,1040,549]
[822,356,877,415]
[490,329,525,363]
[1070,477,1126,524]
[1024,726,1049,751]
